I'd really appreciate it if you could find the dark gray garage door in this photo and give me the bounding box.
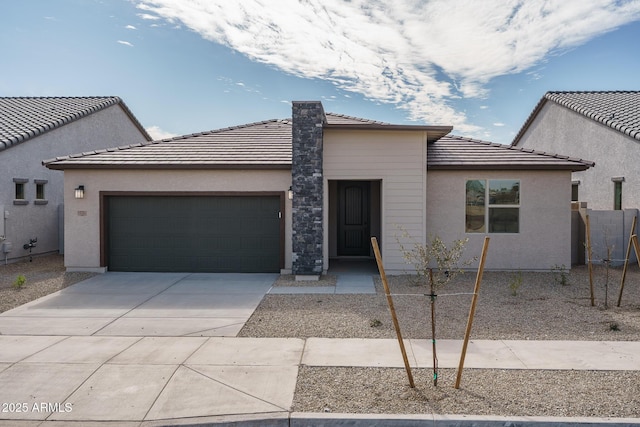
[107,196,282,272]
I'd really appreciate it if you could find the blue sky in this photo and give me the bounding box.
[2,0,640,145]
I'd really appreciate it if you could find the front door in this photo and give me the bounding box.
[338,181,371,256]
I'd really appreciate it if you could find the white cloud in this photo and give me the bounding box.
[125,25,137,30]
[146,125,179,140]
[137,12,161,20]
[493,122,506,127]
[134,0,640,132]
[117,40,134,47]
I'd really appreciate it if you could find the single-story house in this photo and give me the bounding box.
[512,91,640,264]
[44,101,593,275]
[1,97,151,263]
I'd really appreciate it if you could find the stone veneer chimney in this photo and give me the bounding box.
[291,101,326,276]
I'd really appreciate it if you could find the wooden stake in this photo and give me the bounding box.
[585,214,595,307]
[429,268,438,386]
[454,236,490,389]
[633,235,640,269]
[371,237,415,388]
[617,216,637,307]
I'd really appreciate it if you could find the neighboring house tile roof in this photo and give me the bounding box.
[0,96,152,151]
[512,91,640,145]
[428,135,594,171]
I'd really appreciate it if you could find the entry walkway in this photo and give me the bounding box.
[268,274,376,294]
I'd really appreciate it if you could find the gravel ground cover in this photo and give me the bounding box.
[0,254,95,313]
[245,265,640,418]
[245,266,640,341]
[2,256,639,418]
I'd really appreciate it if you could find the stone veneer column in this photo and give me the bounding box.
[291,101,326,276]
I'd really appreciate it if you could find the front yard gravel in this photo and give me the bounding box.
[243,265,640,418]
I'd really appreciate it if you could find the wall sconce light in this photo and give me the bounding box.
[288,186,294,200]
[74,185,85,199]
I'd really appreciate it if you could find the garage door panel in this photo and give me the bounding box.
[107,196,281,272]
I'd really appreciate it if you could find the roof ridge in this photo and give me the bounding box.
[159,118,290,142]
[325,112,390,125]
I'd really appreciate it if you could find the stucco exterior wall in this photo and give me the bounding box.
[63,169,292,272]
[1,104,149,262]
[323,129,428,273]
[517,102,640,211]
[426,169,572,270]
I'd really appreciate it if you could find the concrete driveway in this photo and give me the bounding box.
[0,272,278,336]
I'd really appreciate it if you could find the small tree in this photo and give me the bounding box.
[398,231,475,386]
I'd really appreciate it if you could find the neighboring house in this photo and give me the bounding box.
[512,91,640,211]
[512,91,640,264]
[44,101,592,275]
[1,97,151,263]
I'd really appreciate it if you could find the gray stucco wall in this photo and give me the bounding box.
[1,104,149,263]
[426,169,573,270]
[517,102,640,211]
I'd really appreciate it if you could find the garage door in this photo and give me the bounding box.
[107,195,282,272]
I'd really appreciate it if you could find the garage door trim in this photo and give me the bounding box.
[100,191,286,271]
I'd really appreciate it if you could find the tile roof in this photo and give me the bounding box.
[428,135,593,171]
[44,109,591,171]
[0,96,151,151]
[513,91,640,145]
[45,119,294,170]
[43,112,451,169]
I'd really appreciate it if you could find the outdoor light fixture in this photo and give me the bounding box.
[74,185,85,199]
[288,186,294,200]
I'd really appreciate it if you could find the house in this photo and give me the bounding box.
[44,101,592,275]
[512,91,640,264]
[1,97,152,263]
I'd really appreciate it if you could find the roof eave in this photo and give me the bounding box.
[427,164,592,172]
[325,123,452,142]
[44,162,292,171]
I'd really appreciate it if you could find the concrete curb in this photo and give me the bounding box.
[291,413,640,426]
[24,412,633,427]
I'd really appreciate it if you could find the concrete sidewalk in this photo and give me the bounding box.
[1,336,639,425]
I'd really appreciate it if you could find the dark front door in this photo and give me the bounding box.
[338,181,371,256]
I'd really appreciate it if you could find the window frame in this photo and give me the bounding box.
[34,179,48,205]
[13,178,29,205]
[612,177,624,210]
[466,178,520,234]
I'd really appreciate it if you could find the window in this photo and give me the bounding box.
[466,179,520,233]
[571,181,579,202]
[15,182,25,199]
[35,179,48,205]
[613,178,624,210]
[13,178,28,205]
